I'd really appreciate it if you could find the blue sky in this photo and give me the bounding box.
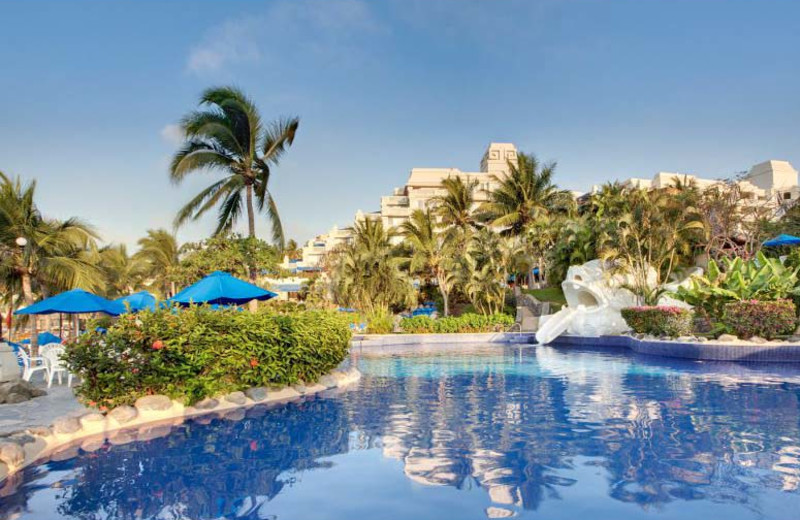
[1,0,799,248]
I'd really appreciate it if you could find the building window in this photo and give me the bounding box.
[785,192,792,200]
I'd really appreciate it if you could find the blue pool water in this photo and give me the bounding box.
[3,343,800,519]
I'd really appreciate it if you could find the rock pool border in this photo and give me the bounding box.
[0,367,361,484]
[353,332,535,347]
[547,334,800,362]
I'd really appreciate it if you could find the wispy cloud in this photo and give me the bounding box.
[160,123,184,146]
[186,0,384,76]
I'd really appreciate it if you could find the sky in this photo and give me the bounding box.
[1,0,799,249]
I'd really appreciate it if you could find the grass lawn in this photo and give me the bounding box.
[523,287,567,305]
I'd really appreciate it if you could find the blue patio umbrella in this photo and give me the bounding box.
[169,271,277,306]
[15,289,125,316]
[115,291,157,312]
[763,234,800,247]
[21,331,62,345]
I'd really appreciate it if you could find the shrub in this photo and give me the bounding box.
[621,306,693,337]
[722,299,797,339]
[399,313,513,334]
[63,307,352,407]
[366,309,394,334]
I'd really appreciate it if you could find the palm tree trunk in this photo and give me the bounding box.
[21,272,38,356]
[245,183,258,313]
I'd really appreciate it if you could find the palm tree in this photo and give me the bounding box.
[330,218,414,314]
[134,228,180,297]
[399,209,457,315]
[433,176,479,232]
[169,86,299,281]
[0,173,100,353]
[97,244,144,298]
[480,152,574,236]
[458,228,510,315]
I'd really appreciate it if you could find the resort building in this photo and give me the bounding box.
[618,159,800,205]
[280,224,354,272]
[377,142,519,231]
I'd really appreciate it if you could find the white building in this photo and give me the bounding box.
[619,159,800,204]
[280,224,354,272]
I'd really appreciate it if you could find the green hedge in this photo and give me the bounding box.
[64,307,352,407]
[621,306,693,337]
[722,299,797,339]
[399,313,513,334]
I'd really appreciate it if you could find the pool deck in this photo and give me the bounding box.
[0,381,82,435]
[549,334,800,363]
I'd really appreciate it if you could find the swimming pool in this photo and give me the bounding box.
[2,343,800,519]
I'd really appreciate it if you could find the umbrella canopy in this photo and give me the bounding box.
[15,289,125,316]
[763,234,800,247]
[21,331,62,345]
[170,271,277,306]
[115,291,157,312]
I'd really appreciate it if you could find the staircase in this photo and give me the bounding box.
[513,287,550,332]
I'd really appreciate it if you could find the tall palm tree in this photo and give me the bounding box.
[399,209,457,315]
[330,218,414,314]
[433,176,479,232]
[134,228,180,297]
[97,244,145,298]
[480,152,574,236]
[169,86,299,281]
[0,173,100,352]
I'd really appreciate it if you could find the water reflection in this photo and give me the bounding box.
[3,344,800,519]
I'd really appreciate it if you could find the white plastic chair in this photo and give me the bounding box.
[39,342,62,358]
[17,347,47,382]
[43,347,72,388]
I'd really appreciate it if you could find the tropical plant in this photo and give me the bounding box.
[599,188,704,304]
[329,218,415,314]
[134,228,180,298]
[621,306,694,337]
[432,176,480,232]
[97,244,144,298]
[400,313,513,333]
[479,152,574,236]
[673,251,800,321]
[169,86,299,279]
[399,209,458,315]
[64,307,351,407]
[722,299,796,339]
[0,173,101,352]
[458,229,509,315]
[173,234,281,288]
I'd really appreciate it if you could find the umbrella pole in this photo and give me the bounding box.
[73,314,79,342]
[59,313,63,339]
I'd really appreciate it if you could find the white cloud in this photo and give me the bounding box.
[185,1,384,76]
[160,124,184,146]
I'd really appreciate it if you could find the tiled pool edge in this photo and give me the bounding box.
[353,332,535,347]
[0,368,362,484]
[549,334,800,363]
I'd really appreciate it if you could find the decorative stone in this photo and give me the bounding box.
[7,433,35,446]
[717,334,738,342]
[788,335,800,343]
[108,431,136,445]
[267,387,302,402]
[0,442,25,468]
[137,425,171,442]
[108,405,138,424]
[194,397,219,410]
[0,461,7,481]
[317,375,338,389]
[749,336,768,344]
[695,336,709,343]
[26,426,52,438]
[304,383,328,394]
[80,438,105,452]
[245,387,268,402]
[134,395,172,412]
[79,413,107,434]
[4,393,28,404]
[52,416,81,435]
[676,336,693,342]
[291,383,308,394]
[223,392,246,405]
[221,408,246,421]
[50,446,80,462]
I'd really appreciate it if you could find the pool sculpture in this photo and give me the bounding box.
[536,260,699,344]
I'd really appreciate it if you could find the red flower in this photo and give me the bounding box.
[250,441,258,451]
[99,405,108,412]
[88,400,97,407]
[152,340,164,350]
[249,358,259,368]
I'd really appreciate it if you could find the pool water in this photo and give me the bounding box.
[3,343,800,519]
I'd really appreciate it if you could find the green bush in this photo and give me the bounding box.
[366,309,394,334]
[621,306,694,337]
[399,313,513,334]
[63,307,352,407]
[722,299,797,339]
